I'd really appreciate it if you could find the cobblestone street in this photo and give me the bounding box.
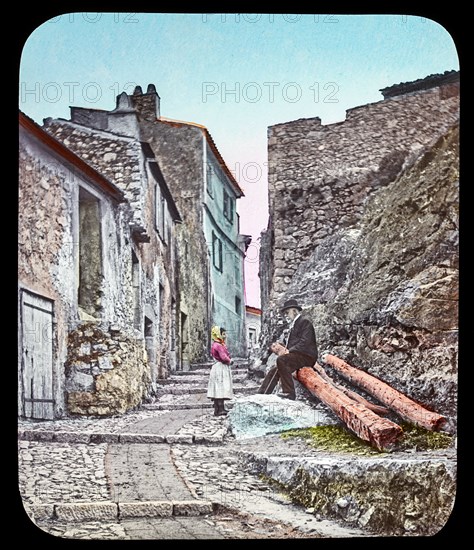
[17,369,365,540]
[18,415,360,540]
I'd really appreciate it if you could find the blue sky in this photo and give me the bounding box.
[19,13,460,307]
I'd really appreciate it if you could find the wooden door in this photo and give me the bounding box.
[20,291,55,419]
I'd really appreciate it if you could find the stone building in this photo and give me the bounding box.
[61,85,248,361]
[19,109,181,418]
[43,111,182,385]
[260,71,459,426]
[19,112,140,418]
[245,306,262,354]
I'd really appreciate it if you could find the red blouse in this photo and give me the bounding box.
[211,341,231,365]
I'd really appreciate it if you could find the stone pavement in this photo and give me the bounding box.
[17,366,367,540]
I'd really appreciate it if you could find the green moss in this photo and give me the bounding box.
[396,422,453,451]
[280,423,454,454]
[281,425,382,455]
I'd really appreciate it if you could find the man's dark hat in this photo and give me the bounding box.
[281,299,302,313]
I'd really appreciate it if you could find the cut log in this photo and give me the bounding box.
[322,353,447,431]
[295,367,403,452]
[312,363,390,416]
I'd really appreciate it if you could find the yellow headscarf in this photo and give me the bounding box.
[211,325,225,344]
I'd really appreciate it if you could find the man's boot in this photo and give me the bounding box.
[277,392,296,400]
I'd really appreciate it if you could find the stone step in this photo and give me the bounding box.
[155,385,258,396]
[158,373,248,385]
[173,368,248,376]
[143,402,236,412]
[188,359,249,371]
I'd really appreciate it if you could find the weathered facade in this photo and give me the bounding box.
[131,87,249,360]
[19,113,147,418]
[63,85,248,361]
[260,71,459,426]
[19,107,182,418]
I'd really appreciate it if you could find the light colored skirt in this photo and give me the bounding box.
[207,361,234,400]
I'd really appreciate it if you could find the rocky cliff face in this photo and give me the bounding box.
[277,124,459,426]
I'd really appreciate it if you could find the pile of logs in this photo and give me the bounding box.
[293,353,447,452]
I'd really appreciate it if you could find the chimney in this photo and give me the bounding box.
[130,83,161,121]
[107,91,141,138]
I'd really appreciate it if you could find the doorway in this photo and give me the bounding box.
[20,290,55,419]
[180,312,189,371]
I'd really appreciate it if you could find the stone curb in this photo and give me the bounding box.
[18,429,226,445]
[27,500,215,521]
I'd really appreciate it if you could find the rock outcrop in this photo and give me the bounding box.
[259,73,459,428]
[273,124,459,426]
[242,451,456,536]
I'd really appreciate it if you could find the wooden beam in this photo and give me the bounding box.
[322,353,447,431]
[295,367,403,452]
[312,363,390,416]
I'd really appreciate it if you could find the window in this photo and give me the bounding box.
[78,187,102,317]
[155,184,165,239]
[144,316,153,338]
[235,296,241,314]
[212,231,223,272]
[180,312,189,370]
[132,250,141,330]
[248,327,257,348]
[158,283,164,343]
[163,205,169,245]
[234,264,240,284]
[170,299,176,352]
[206,164,214,198]
[223,190,234,224]
[144,315,156,378]
[168,209,173,247]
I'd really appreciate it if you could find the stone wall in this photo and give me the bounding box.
[43,120,147,238]
[18,130,76,417]
[19,136,74,303]
[263,75,459,307]
[66,322,150,415]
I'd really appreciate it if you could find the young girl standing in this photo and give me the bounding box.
[207,326,234,416]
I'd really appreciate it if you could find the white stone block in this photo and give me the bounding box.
[55,502,117,521]
[172,500,214,516]
[119,501,173,518]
